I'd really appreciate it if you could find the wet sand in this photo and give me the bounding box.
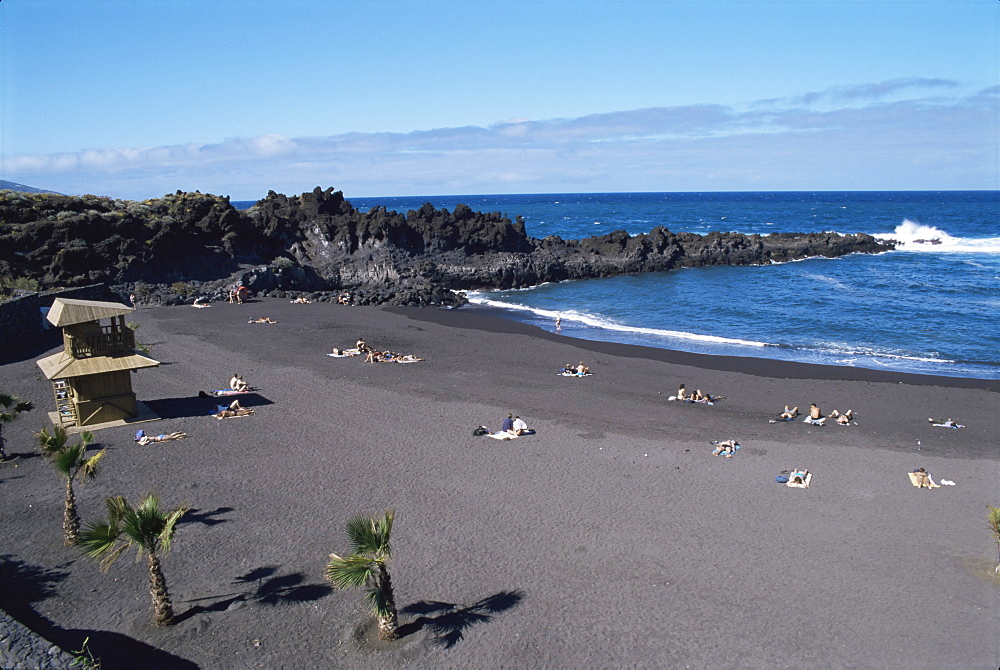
[1,298,997,668]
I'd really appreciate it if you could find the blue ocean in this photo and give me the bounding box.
[242,192,1000,380]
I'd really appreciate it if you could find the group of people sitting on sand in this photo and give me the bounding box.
[500,413,531,436]
[366,350,424,364]
[290,296,312,304]
[672,384,722,404]
[475,413,533,439]
[337,293,352,305]
[328,338,424,364]
[230,374,250,392]
[772,403,855,426]
[559,362,590,376]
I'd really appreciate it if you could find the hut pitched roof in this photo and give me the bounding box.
[46,298,133,327]
[37,350,159,380]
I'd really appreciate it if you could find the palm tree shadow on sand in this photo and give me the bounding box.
[397,590,525,648]
[0,555,196,669]
[174,565,332,623]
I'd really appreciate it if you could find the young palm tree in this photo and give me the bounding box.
[36,426,103,545]
[81,494,188,626]
[325,509,399,641]
[0,392,33,461]
[987,506,1000,574]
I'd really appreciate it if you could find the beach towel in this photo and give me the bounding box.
[486,432,517,440]
[787,472,812,488]
[931,422,964,429]
[211,389,250,396]
[326,352,358,358]
[803,417,826,426]
[559,372,592,377]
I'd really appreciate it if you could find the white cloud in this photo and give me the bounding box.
[3,82,996,199]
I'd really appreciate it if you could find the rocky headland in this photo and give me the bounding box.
[0,187,893,306]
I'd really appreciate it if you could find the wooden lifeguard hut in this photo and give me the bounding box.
[36,298,159,428]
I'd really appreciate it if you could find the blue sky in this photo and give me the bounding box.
[1,0,997,200]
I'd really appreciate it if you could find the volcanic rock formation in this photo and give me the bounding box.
[0,187,893,306]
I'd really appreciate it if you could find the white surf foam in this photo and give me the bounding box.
[465,295,773,348]
[875,219,1000,253]
[810,341,956,365]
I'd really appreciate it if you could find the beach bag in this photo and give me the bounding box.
[472,426,489,436]
[775,471,790,483]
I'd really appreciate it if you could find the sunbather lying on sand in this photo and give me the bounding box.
[290,296,311,304]
[711,440,740,457]
[787,469,811,488]
[134,430,187,444]
[929,417,964,428]
[830,409,855,425]
[214,408,255,419]
[248,317,277,324]
[779,405,799,420]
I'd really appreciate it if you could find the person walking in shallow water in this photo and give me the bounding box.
[555,315,562,332]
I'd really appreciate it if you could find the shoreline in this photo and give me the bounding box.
[425,304,999,391]
[1,297,996,667]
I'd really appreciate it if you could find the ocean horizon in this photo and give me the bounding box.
[237,191,1000,380]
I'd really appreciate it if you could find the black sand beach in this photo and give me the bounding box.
[1,298,998,668]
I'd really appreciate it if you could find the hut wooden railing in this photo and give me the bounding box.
[70,328,136,358]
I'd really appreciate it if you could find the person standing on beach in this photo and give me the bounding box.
[556,315,562,331]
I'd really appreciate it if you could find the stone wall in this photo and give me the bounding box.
[0,611,79,669]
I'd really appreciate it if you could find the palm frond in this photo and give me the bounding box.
[80,520,120,556]
[105,495,130,527]
[36,426,68,455]
[325,553,376,589]
[345,514,379,555]
[365,585,394,620]
[52,444,84,477]
[80,519,130,571]
[78,449,107,482]
[78,431,94,448]
[987,506,1000,542]
[345,510,393,557]
[374,509,394,558]
[158,504,189,554]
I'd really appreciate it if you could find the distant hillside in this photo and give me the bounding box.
[0,180,61,195]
